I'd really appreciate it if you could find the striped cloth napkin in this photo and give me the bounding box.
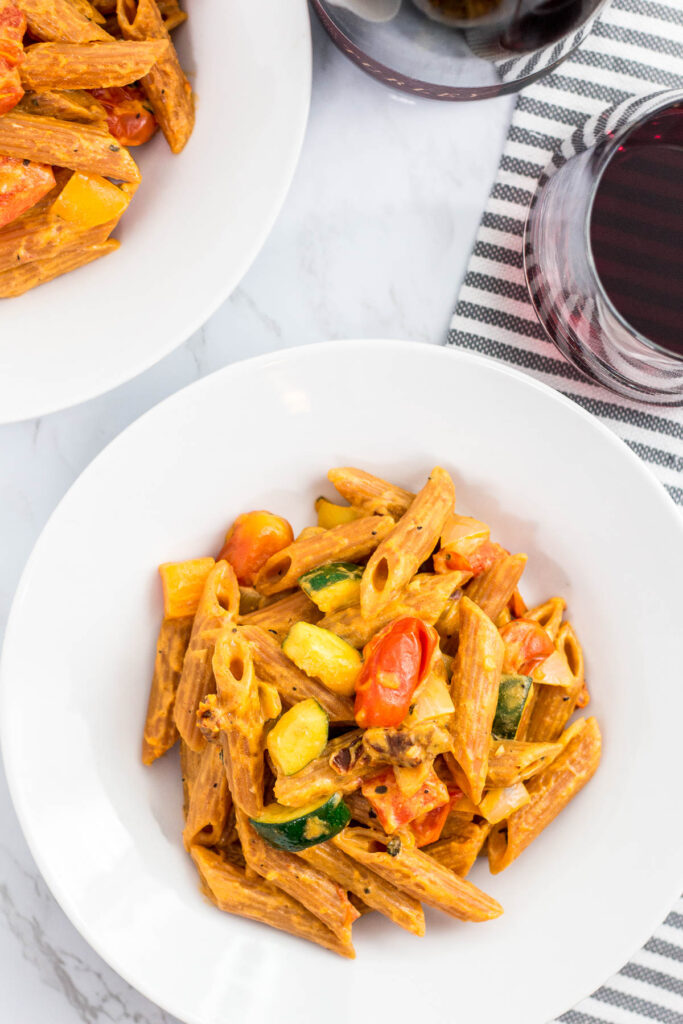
[447,2,683,1021]
[447,0,683,510]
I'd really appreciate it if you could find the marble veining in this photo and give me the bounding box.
[0,12,512,1023]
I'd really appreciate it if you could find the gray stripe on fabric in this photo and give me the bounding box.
[593,985,683,1023]
[491,182,534,206]
[646,938,683,963]
[621,963,683,998]
[508,124,563,153]
[616,0,683,25]
[447,330,586,383]
[540,71,634,106]
[472,240,524,269]
[571,46,683,89]
[455,301,547,341]
[481,211,527,238]
[665,484,683,506]
[665,912,683,930]
[592,17,683,61]
[516,93,591,128]
[624,440,683,474]
[562,392,683,441]
[463,271,532,304]
[500,153,545,179]
[558,1011,608,1024]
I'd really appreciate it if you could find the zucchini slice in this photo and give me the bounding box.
[492,674,533,740]
[282,621,362,696]
[250,793,350,852]
[266,698,329,776]
[298,561,364,614]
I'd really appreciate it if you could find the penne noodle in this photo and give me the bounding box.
[299,840,425,936]
[0,237,117,296]
[16,0,111,41]
[478,782,530,825]
[327,466,414,519]
[235,809,359,944]
[190,845,354,958]
[361,467,455,617]
[116,0,193,153]
[238,589,322,642]
[198,626,265,818]
[321,570,469,649]
[464,553,528,623]
[0,111,140,181]
[449,597,504,804]
[70,0,106,22]
[17,88,107,123]
[182,740,231,849]
[344,791,383,829]
[20,39,168,91]
[527,622,585,742]
[180,739,203,818]
[273,731,371,808]
[0,211,117,274]
[254,515,393,596]
[425,818,491,877]
[526,596,566,642]
[173,560,239,753]
[142,613,192,765]
[239,625,355,724]
[488,717,601,873]
[483,738,563,788]
[334,828,502,922]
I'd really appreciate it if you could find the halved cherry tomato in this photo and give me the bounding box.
[361,766,449,833]
[354,616,438,728]
[0,156,55,228]
[0,3,26,115]
[434,538,507,577]
[90,85,156,146]
[500,617,554,675]
[218,510,293,587]
[408,787,462,847]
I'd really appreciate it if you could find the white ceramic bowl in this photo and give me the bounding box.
[0,1,311,424]
[2,340,682,1024]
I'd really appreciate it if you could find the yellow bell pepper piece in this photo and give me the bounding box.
[52,172,130,229]
[315,497,365,530]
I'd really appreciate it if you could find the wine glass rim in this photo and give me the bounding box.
[584,89,683,363]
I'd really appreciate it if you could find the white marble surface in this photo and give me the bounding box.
[0,12,513,1023]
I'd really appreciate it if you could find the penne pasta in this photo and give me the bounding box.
[298,840,425,936]
[16,0,111,41]
[180,739,202,818]
[273,731,372,808]
[70,0,106,23]
[526,596,566,641]
[488,717,601,873]
[17,88,107,123]
[483,738,563,788]
[116,0,193,153]
[0,237,117,295]
[464,552,528,623]
[235,809,359,944]
[254,514,393,596]
[198,626,265,818]
[0,210,117,274]
[449,597,504,804]
[182,740,231,849]
[327,466,414,519]
[173,560,239,753]
[425,818,491,877]
[190,845,354,958]
[20,39,168,91]
[142,613,192,765]
[334,828,502,922]
[0,110,140,180]
[321,569,469,649]
[239,625,355,724]
[527,622,585,742]
[361,467,455,617]
[238,589,322,642]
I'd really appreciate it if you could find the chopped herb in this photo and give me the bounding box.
[408,703,415,714]
[386,836,401,857]
[109,144,120,152]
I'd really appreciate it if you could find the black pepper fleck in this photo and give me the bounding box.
[374,785,388,794]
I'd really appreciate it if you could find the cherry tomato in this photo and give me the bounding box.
[361,767,449,833]
[218,510,293,587]
[500,618,554,675]
[90,86,156,146]
[0,3,26,116]
[0,156,55,228]
[354,616,438,728]
[434,538,507,576]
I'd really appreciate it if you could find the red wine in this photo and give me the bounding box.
[590,103,683,356]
